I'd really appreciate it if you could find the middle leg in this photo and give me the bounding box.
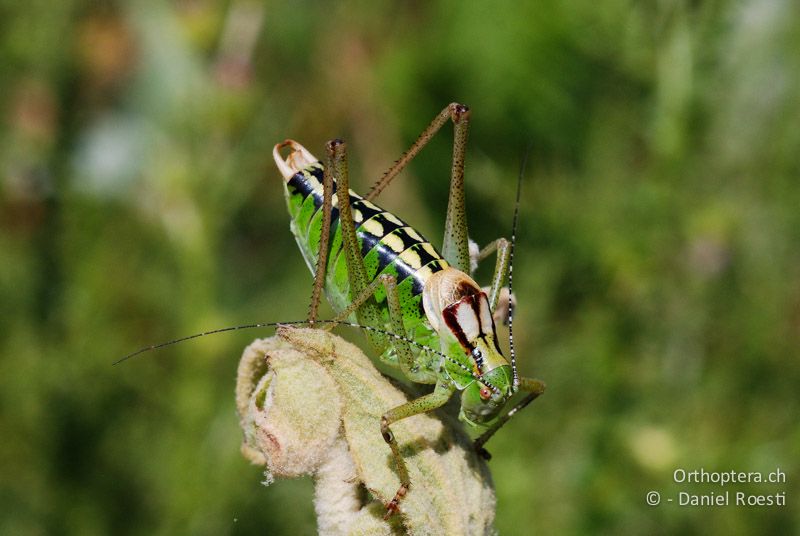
[475,238,512,317]
[330,273,432,383]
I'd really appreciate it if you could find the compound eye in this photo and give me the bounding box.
[479,385,491,400]
[471,348,482,359]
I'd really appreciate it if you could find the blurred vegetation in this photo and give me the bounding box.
[1,1,798,534]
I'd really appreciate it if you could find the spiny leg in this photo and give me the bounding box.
[326,140,390,352]
[381,381,455,519]
[473,377,546,460]
[307,146,336,323]
[365,103,472,274]
[441,106,471,273]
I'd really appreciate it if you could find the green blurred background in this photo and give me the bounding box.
[2,1,798,534]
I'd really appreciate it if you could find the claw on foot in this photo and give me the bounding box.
[383,484,408,520]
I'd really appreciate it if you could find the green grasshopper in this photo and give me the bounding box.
[272,103,545,517]
[121,103,545,518]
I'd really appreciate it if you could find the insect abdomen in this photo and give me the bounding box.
[284,163,449,330]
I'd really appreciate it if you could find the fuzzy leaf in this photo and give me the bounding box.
[236,327,496,535]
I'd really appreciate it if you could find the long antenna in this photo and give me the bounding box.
[116,319,501,393]
[115,323,272,365]
[508,147,530,391]
[114,320,439,365]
